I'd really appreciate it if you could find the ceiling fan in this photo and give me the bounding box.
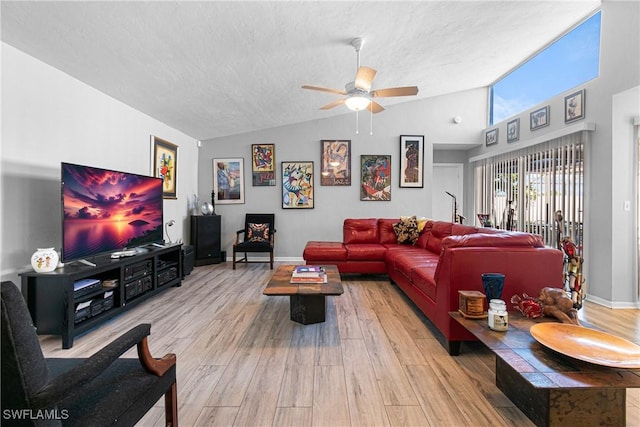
[302,37,419,114]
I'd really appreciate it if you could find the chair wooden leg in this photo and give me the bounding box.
[232,248,236,270]
[270,251,274,269]
[165,381,178,427]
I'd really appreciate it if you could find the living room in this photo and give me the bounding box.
[1,1,639,425]
[2,0,639,308]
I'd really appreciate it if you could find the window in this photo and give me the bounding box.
[474,132,585,248]
[490,11,601,125]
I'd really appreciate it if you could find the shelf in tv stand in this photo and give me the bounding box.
[20,243,183,349]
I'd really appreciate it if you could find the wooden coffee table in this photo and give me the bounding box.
[263,265,343,325]
[451,311,640,427]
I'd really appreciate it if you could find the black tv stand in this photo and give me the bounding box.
[20,243,182,349]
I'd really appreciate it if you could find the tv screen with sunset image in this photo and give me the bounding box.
[61,162,164,262]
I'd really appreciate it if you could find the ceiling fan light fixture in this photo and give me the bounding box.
[345,96,371,111]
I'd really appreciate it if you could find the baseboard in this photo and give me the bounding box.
[222,256,304,263]
[586,294,640,309]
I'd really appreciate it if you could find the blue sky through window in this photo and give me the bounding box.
[491,11,601,124]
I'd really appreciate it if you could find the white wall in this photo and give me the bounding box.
[468,1,640,307]
[199,88,487,259]
[1,43,199,285]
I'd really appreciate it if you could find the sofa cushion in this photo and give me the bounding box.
[303,241,348,261]
[394,253,439,278]
[378,218,400,244]
[425,221,453,254]
[412,266,438,301]
[344,219,379,244]
[393,216,420,244]
[345,244,387,261]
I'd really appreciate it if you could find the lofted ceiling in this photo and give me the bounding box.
[1,1,600,141]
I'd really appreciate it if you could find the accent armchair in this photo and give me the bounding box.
[1,281,178,426]
[233,213,276,270]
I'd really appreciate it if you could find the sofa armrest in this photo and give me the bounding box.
[441,232,545,249]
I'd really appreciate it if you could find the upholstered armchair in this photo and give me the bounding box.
[1,281,178,426]
[233,213,276,270]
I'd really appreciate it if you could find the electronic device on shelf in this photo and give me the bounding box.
[61,162,164,264]
[124,260,153,282]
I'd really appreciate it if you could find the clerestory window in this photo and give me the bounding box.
[490,11,601,125]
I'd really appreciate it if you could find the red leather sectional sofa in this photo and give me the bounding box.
[303,218,563,355]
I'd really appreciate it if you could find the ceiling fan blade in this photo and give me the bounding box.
[354,67,377,90]
[320,99,346,110]
[368,101,385,114]
[371,86,419,98]
[302,85,347,95]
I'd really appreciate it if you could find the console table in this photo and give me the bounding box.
[21,244,182,349]
[451,312,640,427]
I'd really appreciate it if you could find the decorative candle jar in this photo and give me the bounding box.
[488,299,508,331]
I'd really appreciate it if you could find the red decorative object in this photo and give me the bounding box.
[510,293,543,319]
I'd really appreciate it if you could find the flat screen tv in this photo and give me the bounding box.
[61,162,164,262]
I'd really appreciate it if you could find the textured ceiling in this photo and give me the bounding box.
[2,1,600,141]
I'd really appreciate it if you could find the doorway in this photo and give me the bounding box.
[432,164,464,222]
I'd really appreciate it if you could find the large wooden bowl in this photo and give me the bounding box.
[530,322,640,368]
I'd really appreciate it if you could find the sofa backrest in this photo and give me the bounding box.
[451,223,479,236]
[377,218,400,244]
[344,218,379,244]
[423,221,453,254]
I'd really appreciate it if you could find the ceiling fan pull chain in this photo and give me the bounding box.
[355,110,360,134]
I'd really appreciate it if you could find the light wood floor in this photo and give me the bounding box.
[39,262,640,427]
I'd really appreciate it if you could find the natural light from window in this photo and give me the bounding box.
[491,11,601,125]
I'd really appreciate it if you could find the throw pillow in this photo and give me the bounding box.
[393,216,419,245]
[247,223,270,242]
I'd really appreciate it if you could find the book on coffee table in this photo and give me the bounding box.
[290,266,327,283]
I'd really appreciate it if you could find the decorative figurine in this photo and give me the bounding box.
[561,236,585,309]
[538,287,580,325]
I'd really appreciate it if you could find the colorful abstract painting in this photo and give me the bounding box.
[360,155,391,201]
[251,143,275,186]
[213,158,244,204]
[282,161,314,209]
[321,140,351,186]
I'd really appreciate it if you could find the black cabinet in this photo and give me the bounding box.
[190,215,222,265]
[20,244,182,349]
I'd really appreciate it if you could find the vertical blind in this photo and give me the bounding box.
[474,132,586,248]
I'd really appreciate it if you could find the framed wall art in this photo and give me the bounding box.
[152,136,178,199]
[530,105,550,130]
[507,118,520,143]
[321,140,351,186]
[485,128,498,146]
[564,89,585,123]
[399,135,424,188]
[360,155,391,201]
[213,158,244,204]
[251,143,275,186]
[282,161,314,209]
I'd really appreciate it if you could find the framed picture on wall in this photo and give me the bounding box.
[564,89,585,123]
[360,155,391,201]
[282,161,314,209]
[507,118,520,143]
[485,128,498,146]
[152,136,178,199]
[213,158,244,204]
[321,140,351,186]
[530,105,550,130]
[251,143,276,186]
[399,135,424,188]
